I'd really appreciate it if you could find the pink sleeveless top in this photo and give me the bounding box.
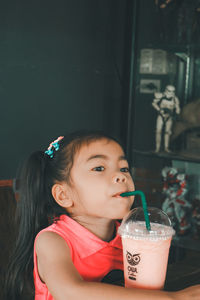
[33,215,123,300]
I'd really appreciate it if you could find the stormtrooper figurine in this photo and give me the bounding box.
[152,85,180,152]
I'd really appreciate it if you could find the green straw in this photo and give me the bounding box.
[120,190,151,231]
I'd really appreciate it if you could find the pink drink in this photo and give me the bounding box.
[122,222,172,289]
[118,208,175,290]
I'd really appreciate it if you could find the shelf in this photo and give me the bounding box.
[142,42,200,53]
[132,149,200,164]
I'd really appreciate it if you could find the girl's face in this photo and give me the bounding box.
[67,138,135,220]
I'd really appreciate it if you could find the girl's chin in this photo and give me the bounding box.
[115,209,132,220]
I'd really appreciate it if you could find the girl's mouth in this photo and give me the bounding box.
[113,191,128,198]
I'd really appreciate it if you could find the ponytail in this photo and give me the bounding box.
[4,151,65,299]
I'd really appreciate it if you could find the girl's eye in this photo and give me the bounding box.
[92,166,105,172]
[120,167,130,173]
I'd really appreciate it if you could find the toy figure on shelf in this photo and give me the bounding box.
[152,85,180,153]
[161,167,192,236]
[191,196,200,239]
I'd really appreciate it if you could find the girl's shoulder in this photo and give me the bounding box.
[35,229,70,255]
[34,214,73,245]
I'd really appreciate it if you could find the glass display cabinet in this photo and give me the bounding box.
[126,0,200,255]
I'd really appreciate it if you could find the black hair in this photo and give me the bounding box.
[4,130,124,300]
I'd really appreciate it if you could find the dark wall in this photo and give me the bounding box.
[0,0,127,179]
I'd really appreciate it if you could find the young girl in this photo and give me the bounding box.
[5,131,200,300]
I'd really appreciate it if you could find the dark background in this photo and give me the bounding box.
[0,0,129,179]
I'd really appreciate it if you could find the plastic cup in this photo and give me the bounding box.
[118,207,175,290]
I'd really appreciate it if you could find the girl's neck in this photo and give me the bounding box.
[72,215,116,242]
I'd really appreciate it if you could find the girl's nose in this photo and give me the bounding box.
[112,172,126,184]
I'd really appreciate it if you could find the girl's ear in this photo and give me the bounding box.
[51,183,73,208]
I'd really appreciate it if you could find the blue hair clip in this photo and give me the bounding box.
[45,136,64,158]
[45,148,54,158]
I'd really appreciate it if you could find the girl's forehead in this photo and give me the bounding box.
[74,138,124,161]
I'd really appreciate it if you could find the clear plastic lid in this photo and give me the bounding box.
[118,207,175,240]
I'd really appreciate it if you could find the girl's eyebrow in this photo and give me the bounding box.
[86,154,127,162]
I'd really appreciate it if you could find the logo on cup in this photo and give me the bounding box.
[126,251,140,266]
[126,251,140,281]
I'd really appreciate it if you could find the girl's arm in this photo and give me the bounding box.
[35,231,200,300]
